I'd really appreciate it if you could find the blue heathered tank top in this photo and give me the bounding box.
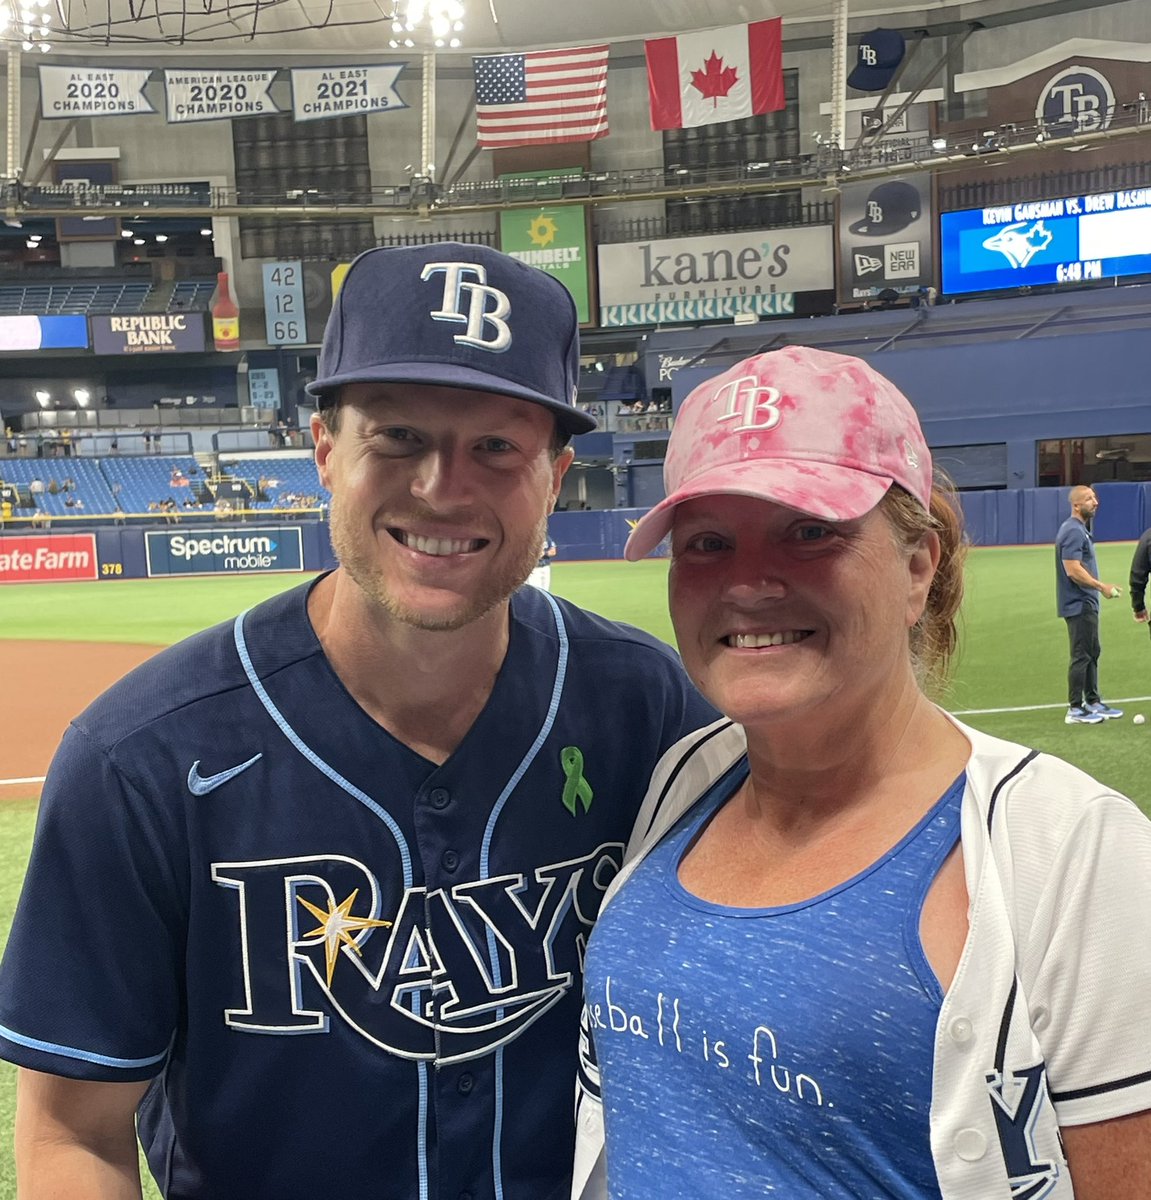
[583,760,965,1199]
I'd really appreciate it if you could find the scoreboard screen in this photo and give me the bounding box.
[940,187,1151,296]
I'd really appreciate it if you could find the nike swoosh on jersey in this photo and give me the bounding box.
[187,753,263,796]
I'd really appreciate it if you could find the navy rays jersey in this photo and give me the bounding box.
[0,579,716,1200]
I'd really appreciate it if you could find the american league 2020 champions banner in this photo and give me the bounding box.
[164,70,279,123]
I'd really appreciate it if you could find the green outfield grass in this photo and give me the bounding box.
[1,545,1150,1197]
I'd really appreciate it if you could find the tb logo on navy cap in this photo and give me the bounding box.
[848,180,922,237]
[423,261,512,353]
[307,242,595,435]
[848,28,906,92]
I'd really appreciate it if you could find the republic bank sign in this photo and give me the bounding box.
[596,226,833,327]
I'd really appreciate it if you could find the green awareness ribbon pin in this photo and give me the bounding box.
[560,746,594,816]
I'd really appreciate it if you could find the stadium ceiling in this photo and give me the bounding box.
[36,0,1125,57]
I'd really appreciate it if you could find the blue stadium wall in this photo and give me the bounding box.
[3,486,1150,584]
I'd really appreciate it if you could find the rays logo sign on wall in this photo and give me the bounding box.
[1036,65,1115,135]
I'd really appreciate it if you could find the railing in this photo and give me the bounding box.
[2,430,196,457]
[596,199,835,244]
[1,107,1148,223]
[939,158,1151,212]
[0,505,327,532]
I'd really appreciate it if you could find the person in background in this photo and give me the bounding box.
[574,347,1151,1200]
[1055,485,1123,725]
[0,243,715,1200]
[529,532,558,591]
[1128,520,1151,639]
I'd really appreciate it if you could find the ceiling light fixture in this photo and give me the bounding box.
[397,0,465,46]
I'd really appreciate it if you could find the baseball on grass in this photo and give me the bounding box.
[1135,714,1146,726]
[1109,586,1121,598]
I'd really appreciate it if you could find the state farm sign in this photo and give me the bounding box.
[0,534,98,583]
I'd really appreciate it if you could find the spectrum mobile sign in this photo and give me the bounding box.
[0,534,98,583]
[145,527,303,576]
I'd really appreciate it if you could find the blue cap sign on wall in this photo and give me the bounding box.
[848,180,922,236]
[848,29,906,92]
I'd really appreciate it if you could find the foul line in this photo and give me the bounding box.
[952,695,1151,716]
[7,694,1151,787]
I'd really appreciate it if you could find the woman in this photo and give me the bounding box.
[574,347,1151,1200]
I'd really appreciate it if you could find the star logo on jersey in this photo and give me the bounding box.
[297,888,393,986]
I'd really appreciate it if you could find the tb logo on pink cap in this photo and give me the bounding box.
[715,377,783,433]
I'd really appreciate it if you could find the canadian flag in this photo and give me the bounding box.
[645,19,784,131]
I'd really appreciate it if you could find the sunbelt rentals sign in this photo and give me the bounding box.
[146,527,304,576]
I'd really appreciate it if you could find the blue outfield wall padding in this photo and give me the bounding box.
[94,527,148,578]
[1090,482,1146,544]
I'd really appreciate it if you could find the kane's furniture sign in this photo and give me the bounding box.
[0,535,98,584]
[597,226,832,326]
[164,70,279,123]
[39,66,154,118]
[290,65,407,121]
[90,314,207,355]
[145,527,304,577]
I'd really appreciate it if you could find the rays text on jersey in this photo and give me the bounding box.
[211,844,623,1062]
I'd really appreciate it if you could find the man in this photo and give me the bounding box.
[1128,522,1151,635]
[1056,484,1123,724]
[0,244,715,1200]
[529,532,558,591]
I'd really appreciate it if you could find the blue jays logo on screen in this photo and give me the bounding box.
[211,842,623,1060]
[953,212,1078,278]
[986,1064,1061,1199]
[422,261,512,352]
[1036,65,1115,135]
[983,221,1054,269]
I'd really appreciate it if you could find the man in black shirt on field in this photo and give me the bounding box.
[1129,525,1151,635]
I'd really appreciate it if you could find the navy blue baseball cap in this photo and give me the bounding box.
[307,242,595,435]
[848,180,922,236]
[848,28,906,92]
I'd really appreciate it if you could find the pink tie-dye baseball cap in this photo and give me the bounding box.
[624,346,932,561]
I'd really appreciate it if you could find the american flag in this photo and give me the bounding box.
[473,45,609,149]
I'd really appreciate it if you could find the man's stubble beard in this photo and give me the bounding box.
[328,493,548,632]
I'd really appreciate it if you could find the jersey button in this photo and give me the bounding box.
[459,1192,473,1200]
[948,1017,973,1045]
[429,788,450,809]
[456,1072,474,1095]
[442,849,460,872]
[954,1128,987,1161]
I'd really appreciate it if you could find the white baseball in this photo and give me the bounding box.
[1135,714,1146,726]
[1109,587,1121,598]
